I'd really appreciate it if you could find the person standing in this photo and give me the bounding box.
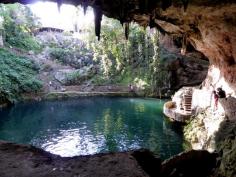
[213,90,219,110]
[217,88,226,98]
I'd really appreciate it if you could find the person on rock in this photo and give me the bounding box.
[129,84,134,92]
[217,87,226,98]
[213,90,219,110]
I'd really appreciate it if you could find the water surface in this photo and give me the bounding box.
[0,97,184,159]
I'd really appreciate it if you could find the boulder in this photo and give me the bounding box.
[161,150,217,177]
[54,69,76,84]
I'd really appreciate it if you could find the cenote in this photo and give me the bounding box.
[0,97,185,159]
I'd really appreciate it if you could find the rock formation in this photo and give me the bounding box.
[1,0,236,176]
[160,34,209,90]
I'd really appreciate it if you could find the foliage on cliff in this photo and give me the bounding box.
[44,13,168,94]
[0,3,41,51]
[87,17,168,92]
[0,48,42,103]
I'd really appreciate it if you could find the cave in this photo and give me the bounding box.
[3,0,234,91]
[0,0,235,177]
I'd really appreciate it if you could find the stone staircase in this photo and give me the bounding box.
[183,88,193,114]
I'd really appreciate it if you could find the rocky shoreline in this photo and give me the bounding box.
[0,140,217,177]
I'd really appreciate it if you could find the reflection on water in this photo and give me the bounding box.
[0,97,184,159]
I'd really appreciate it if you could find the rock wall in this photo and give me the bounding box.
[214,120,236,177]
[160,35,209,91]
[154,2,236,95]
[184,97,236,176]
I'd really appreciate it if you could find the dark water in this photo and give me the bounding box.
[0,97,185,159]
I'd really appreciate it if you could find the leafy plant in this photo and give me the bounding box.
[0,48,42,103]
[0,4,42,52]
[49,47,70,63]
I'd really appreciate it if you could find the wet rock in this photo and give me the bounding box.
[132,149,161,177]
[214,120,236,177]
[161,150,217,177]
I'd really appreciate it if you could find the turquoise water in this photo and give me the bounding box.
[0,97,184,159]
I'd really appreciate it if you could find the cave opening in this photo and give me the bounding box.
[0,1,235,177]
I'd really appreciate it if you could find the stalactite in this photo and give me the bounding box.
[182,0,189,11]
[93,5,102,40]
[161,0,172,11]
[181,34,187,55]
[119,0,125,27]
[57,0,62,12]
[120,20,124,27]
[83,0,88,15]
[139,0,147,13]
[149,18,156,28]
[147,0,158,11]
[125,22,129,40]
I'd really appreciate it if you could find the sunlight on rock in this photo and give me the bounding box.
[134,78,149,90]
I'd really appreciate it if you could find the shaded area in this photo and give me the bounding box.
[160,150,217,177]
[0,140,149,177]
[214,97,236,177]
[0,140,218,177]
[214,119,236,177]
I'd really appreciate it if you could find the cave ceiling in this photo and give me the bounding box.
[1,1,235,39]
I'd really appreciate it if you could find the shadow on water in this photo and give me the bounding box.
[0,97,186,160]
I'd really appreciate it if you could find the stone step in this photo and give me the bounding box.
[185,109,192,111]
[184,105,191,107]
[184,106,191,108]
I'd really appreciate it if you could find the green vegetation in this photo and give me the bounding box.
[81,16,169,94]
[0,4,170,103]
[0,48,42,103]
[49,47,71,63]
[45,14,168,95]
[0,3,41,52]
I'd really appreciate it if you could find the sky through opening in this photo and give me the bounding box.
[28,2,94,31]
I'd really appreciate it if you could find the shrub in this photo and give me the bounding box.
[0,48,42,103]
[66,71,81,84]
[49,47,70,63]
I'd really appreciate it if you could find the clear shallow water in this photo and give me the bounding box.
[0,97,184,159]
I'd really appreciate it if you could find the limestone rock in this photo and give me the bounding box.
[54,69,76,84]
[214,120,236,177]
[161,150,217,177]
[220,96,236,121]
